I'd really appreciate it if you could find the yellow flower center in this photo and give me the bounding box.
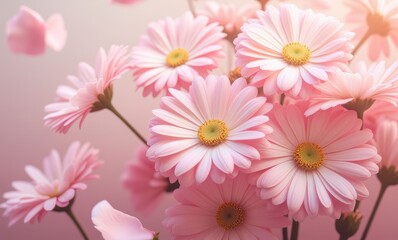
[367,13,390,36]
[197,120,228,147]
[166,48,189,68]
[216,202,245,231]
[282,42,311,66]
[293,142,324,170]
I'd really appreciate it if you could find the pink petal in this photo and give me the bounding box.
[45,13,67,51]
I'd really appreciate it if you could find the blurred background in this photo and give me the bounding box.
[0,0,397,239]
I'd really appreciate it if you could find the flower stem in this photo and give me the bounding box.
[65,208,89,240]
[187,0,196,16]
[351,31,371,57]
[283,227,288,240]
[291,220,299,240]
[360,184,388,240]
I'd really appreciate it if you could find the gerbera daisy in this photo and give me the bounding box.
[234,4,354,98]
[1,141,102,226]
[249,104,380,220]
[92,200,157,240]
[122,146,179,212]
[305,61,398,116]
[345,0,398,60]
[364,100,398,132]
[131,12,225,97]
[198,1,257,43]
[44,45,132,133]
[163,174,289,240]
[147,75,272,185]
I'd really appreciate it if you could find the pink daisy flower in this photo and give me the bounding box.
[234,4,354,98]
[1,141,102,226]
[364,101,398,133]
[249,104,380,220]
[6,6,67,55]
[163,174,289,240]
[122,146,179,212]
[345,0,398,60]
[92,200,157,240]
[147,76,273,185]
[373,120,398,168]
[305,61,398,116]
[44,45,132,133]
[131,12,225,97]
[198,1,257,42]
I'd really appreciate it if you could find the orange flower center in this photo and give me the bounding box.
[216,202,245,230]
[197,120,229,146]
[367,12,390,36]
[282,42,311,66]
[293,142,324,170]
[166,48,189,68]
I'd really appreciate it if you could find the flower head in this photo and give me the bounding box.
[92,200,156,240]
[147,75,272,185]
[122,146,179,212]
[131,12,225,97]
[345,0,398,60]
[6,6,67,55]
[198,1,257,42]
[163,174,289,239]
[305,61,398,116]
[44,45,132,133]
[249,104,380,220]
[234,4,353,98]
[1,141,102,226]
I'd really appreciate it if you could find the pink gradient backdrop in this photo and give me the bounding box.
[0,0,397,239]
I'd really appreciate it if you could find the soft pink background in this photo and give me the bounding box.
[0,0,397,239]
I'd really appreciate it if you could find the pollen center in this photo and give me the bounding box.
[367,13,390,36]
[216,202,245,231]
[282,42,311,66]
[293,142,324,170]
[198,120,228,147]
[166,48,189,68]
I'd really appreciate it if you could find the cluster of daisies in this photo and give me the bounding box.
[4,0,398,240]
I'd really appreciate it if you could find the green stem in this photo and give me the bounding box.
[283,227,288,240]
[351,31,371,57]
[65,208,89,240]
[291,220,299,240]
[360,184,388,240]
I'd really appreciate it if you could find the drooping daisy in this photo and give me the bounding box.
[92,200,157,240]
[374,120,398,168]
[234,4,354,98]
[364,101,398,133]
[147,75,273,185]
[345,0,398,60]
[249,104,380,220]
[44,45,132,133]
[131,12,225,97]
[6,6,67,55]
[1,141,102,226]
[122,146,179,212]
[163,174,289,240]
[305,61,398,116]
[198,1,257,43]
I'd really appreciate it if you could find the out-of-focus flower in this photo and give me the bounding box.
[92,200,157,240]
[198,1,257,42]
[44,45,132,133]
[365,101,398,133]
[234,4,353,98]
[373,120,398,168]
[147,76,272,185]
[6,6,67,55]
[249,104,380,220]
[1,142,102,226]
[163,174,289,239]
[345,0,398,60]
[305,61,398,116]
[122,146,179,212]
[131,12,225,97]
[110,0,141,5]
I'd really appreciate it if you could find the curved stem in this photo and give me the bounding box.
[360,184,388,240]
[65,208,89,240]
[279,93,286,105]
[187,0,196,16]
[291,220,299,240]
[282,227,288,240]
[351,31,371,57]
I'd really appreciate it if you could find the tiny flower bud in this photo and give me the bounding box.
[335,211,362,240]
[377,165,398,186]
